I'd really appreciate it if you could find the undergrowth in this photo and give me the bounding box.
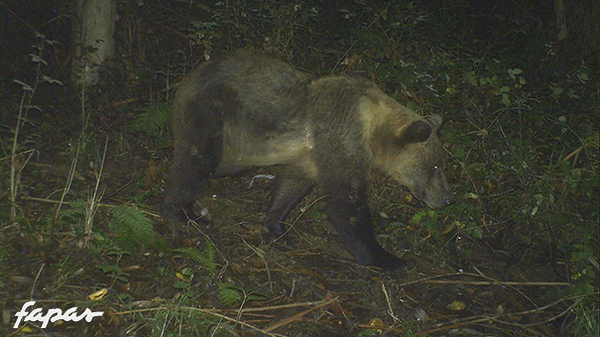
[1,0,597,336]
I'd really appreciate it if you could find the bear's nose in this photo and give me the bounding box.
[445,195,455,206]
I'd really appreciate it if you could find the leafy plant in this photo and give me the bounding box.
[109,205,155,249]
[128,104,171,146]
[412,209,442,233]
[9,33,61,222]
[217,283,268,307]
[100,263,128,284]
[174,241,216,273]
[58,199,89,224]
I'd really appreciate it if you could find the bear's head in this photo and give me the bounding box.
[389,114,454,209]
[363,95,455,209]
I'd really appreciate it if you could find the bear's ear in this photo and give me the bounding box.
[398,120,432,145]
[427,114,444,133]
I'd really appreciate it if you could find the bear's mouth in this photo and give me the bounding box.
[423,192,454,209]
[417,192,446,210]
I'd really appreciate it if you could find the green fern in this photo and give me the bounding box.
[59,199,88,222]
[109,205,155,249]
[128,105,170,144]
[217,283,268,306]
[218,283,243,306]
[174,242,216,273]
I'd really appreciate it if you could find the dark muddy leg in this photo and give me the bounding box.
[161,151,219,236]
[264,174,314,239]
[161,93,224,237]
[319,178,406,269]
[310,119,407,269]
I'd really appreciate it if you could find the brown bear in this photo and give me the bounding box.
[161,50,454,269]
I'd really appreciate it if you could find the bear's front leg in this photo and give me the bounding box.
[161,95,226,238]
[161,140,221,237]
[322,180,408,270]
[161,154,206,237]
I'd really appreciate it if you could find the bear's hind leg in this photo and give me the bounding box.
[264,174,314,240]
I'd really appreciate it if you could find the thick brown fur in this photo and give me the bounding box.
[162,50,454,269]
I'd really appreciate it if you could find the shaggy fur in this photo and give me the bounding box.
[162,50,454,269]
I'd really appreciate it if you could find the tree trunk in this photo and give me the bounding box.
[553,0,568,66]
[72,0,117,87]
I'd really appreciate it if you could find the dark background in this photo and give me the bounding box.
[1,1,598,336]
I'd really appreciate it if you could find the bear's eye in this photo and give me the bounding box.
[433,165,439,171]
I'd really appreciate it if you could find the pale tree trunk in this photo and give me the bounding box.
[72,0,117,87]
[554,0,568,42]
[553,0,568,66]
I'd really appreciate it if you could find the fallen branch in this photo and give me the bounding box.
[264,296,339,332]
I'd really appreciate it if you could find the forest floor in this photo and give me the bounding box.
[1,1,598,336]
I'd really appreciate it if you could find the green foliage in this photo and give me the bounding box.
[98,250,131,286]
[59,199,88,223]
[2,1,597,335]
[217,283,243,307]
[549,213,598,286]
[217,283,268,307]
[109,205,155,249]
[58,201,156,252]
[99,263,129,283]
[412,209,442,233]
[128,104,170,147]
[570,291,600,337]
[357,329,378,337]
[174,242,216,273]
[149,306,231,337]
[459,59,527,106]
[171,267,197,293]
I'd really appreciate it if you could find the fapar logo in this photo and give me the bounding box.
[14,301,104,329]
